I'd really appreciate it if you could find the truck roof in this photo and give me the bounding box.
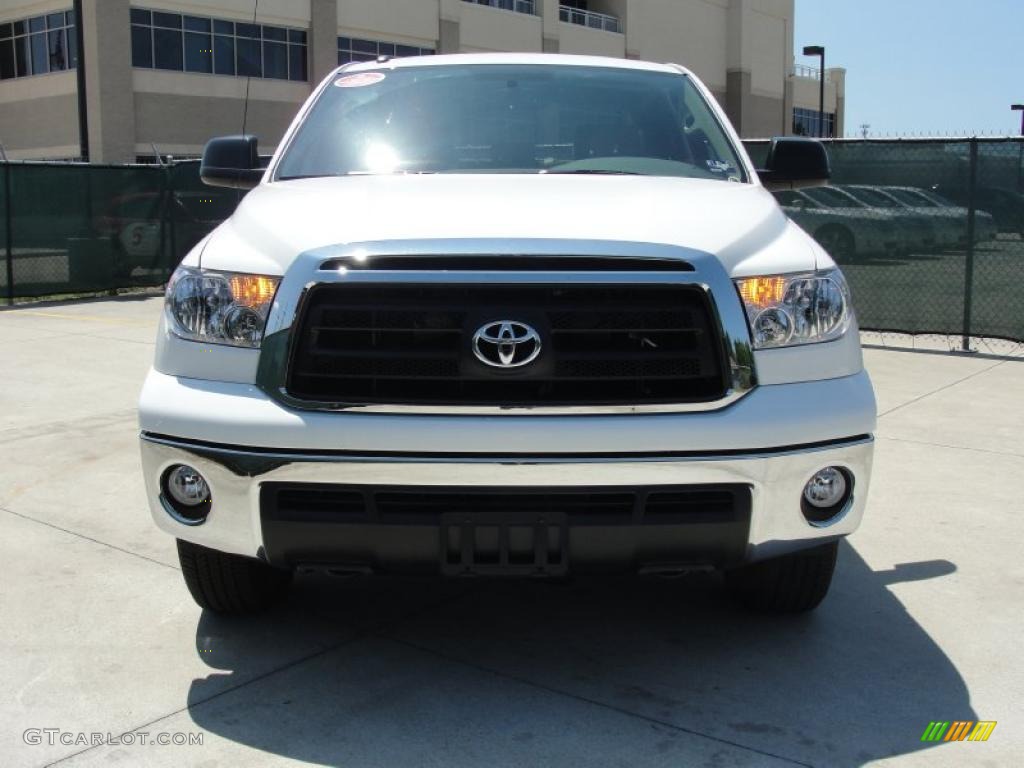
[339,52,691,78]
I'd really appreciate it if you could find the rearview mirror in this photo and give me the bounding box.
[200,135,264,189]
[757,137,831,191]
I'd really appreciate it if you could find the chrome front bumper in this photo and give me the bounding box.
[140,433,874,568]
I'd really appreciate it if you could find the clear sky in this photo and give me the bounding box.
[794,0,1024,138]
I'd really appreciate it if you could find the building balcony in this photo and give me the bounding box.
[559,5,622,34]
[463,0,537,16]
[790,64,831,83]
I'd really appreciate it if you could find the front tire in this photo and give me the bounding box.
[177,539,292,614]
[725,540,838,614]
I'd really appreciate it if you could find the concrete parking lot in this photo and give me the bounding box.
[1,296,1021,767]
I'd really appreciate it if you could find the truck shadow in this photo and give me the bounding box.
[185,542,968,767]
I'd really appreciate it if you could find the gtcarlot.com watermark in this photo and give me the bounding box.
[24,729,203,747]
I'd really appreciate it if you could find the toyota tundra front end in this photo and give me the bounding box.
[139,54,875,614]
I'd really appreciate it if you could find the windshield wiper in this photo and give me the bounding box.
[277,173,342,181]
[543,169,644,176]
[279,171,447,180]
[278,169,646,180]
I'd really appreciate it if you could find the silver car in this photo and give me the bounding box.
[880,186,996,245]
[835,186,938,253]
[772,188,900,259]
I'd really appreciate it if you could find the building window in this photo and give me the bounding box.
[793,107,835,138]
[130,8,307,81]
[462,0,537,15]
[338,37,434,64]
[0,10,76,81]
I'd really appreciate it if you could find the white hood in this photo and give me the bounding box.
[198,174,821,277]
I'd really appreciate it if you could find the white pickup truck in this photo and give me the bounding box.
[139,54,875,615]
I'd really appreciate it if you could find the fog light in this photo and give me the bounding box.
[167,465,210,506]
[161,464,211,524]
[803,467,847,508]
[801,467,852,525]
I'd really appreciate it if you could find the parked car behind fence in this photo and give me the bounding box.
[833,185,938,253]
[874,186,996,245]
[931,185,1024,236]
[772,188,899,260]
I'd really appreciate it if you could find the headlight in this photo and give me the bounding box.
[166,266,280,348]
[735,270,852,349]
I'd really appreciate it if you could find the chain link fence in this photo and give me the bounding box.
[745,137,1024,351]
[0,160,237,300]
[3,140,1024,350]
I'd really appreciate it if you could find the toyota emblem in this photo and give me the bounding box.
[472,320,542,369]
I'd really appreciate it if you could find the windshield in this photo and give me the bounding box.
[918,189,958,207]
[844,187,899,208]
[887,188,937,207]
[803,187,862,209]
[275,64,746,181]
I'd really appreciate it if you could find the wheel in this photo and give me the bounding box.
[724,540,838,614]
[814,225,856,260]
[177,539,292,614]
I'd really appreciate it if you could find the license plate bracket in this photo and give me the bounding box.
[440,511,568,577]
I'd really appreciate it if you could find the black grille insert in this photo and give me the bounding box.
[260,483,753,570]
[263,484,748,527]
[286,283,727,406]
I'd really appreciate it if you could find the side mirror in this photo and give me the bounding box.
[200,135,264,189]
[758,137,831,191]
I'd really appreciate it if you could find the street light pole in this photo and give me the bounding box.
[1012,105,1024,192]
[73,0,89,162]
[803,45,826,138]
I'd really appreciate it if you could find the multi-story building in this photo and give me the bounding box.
[0,0,845,162]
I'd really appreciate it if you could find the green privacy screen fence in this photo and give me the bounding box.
[0,160,238,300]
[3,139,1024,343]
[745,138,1024,344]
